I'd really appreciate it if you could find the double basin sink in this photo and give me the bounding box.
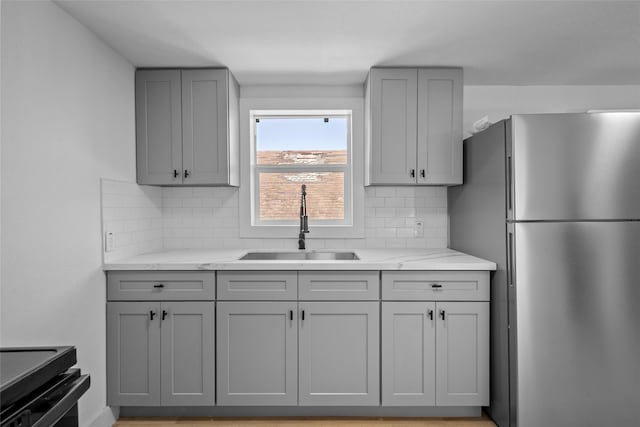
[239,251,359,261]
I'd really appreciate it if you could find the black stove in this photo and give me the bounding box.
[0,347,90,427]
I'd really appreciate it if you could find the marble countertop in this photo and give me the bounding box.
[103,248,496,271]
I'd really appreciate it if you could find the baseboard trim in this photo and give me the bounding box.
[119,406,481,418]
[88,406,119,427]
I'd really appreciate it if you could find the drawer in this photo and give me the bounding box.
[382,271,489,301]
[299,271,380,300]
[217,271,297,300]
[107,271,215,301]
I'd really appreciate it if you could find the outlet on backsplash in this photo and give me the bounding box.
[104,232,115,252]
[414,220,424,238]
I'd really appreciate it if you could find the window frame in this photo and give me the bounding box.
[252,110,352,226]
[239,94,365,240]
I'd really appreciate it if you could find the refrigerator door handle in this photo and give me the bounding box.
[507,155,513,216]
[507,229,514,286]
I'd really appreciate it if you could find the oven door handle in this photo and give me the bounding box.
[32,374,90,427]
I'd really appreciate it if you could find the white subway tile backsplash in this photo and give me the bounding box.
[384,197,405,208]
[374,187,396,197]
[101,180,449,259]
[101,179,163,263]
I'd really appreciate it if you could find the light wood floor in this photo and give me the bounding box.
[114,416,497,427]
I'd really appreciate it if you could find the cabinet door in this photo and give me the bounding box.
[299,302,379,406]
[107,302,161,406]
[381,302,436,406]
[181,69,230,185]
[417,68,463,185]
[136,70,182,185]
[160,301,215,405]
[369,68,418,184]
[217,302,298,405]
[436,301,489,406]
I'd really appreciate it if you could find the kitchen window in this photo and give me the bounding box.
[252,111,351,225]
[239,95,364,239]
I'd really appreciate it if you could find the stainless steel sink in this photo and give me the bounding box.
[239,251,359,261]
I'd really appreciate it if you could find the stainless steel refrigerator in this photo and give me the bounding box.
[448,113,640,427]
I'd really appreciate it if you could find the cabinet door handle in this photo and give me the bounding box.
[153,283,164,289]
[420,169,426,178]
[289,310,293,321]
[440,310,446,320]
[428,309,433,320]
[431,283,442,288]
[301,310,305,321]
[173,169,180,179]
[149,310,156,321]
[162,310,168,321]
[184,169,190,179]
[410,169,416,178]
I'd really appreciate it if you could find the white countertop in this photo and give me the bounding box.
[103,248,496,271]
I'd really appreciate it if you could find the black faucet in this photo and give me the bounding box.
[298,184,309,250]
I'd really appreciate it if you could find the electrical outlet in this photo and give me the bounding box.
[414,220,424,238]
[105,232,115,252]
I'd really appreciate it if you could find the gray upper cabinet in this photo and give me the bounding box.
[298,302,380,406]
[217,302,298,406]
[135,70,182,185]
[366,67,462,185]
[367,68,418,185]
[136,68,239,186]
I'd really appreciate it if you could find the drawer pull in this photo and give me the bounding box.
[431,283,443,288]
[153,284,165,289]
[428,309,433,320]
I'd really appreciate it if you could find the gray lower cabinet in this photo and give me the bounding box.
[381,300,489,406]
[435,301,489,406]
[107,301,215,406]
[298,302,380,406]
[216,302,298,405]
[381,302,436,406]
[107,301,161,406]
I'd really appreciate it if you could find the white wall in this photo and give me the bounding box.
[0,1,135,426]
[463,85,640,136]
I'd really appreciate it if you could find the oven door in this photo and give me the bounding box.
[1,369,90,427]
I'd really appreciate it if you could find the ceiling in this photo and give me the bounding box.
[55,0,640,86]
